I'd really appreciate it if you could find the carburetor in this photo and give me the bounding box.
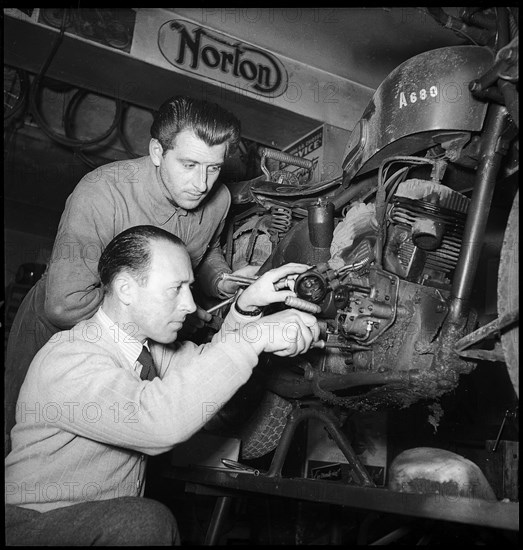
[294,263,398,344]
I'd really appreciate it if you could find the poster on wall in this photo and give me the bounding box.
[157,18,288,99]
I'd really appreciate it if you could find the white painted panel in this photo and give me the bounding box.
[133,8,374,132]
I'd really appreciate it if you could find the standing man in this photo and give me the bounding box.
[5,96,257,452]
[5,225,319,545]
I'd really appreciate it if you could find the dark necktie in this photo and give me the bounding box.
[138,346,158,381]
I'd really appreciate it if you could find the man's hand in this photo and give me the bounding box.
[236,263,310,312]
[247,308,320,357]
[217,265,260,296]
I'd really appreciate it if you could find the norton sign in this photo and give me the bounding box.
[158,19,288,97]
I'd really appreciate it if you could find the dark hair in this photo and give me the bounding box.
[150,95,241,156]
[99,225,185,293]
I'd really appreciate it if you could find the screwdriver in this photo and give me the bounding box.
[205,294,236,314]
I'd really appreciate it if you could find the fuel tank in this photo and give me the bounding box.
[342,46,495,182]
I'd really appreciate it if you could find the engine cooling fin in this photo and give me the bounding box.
[394,178,470,213]
[390,179,470,275]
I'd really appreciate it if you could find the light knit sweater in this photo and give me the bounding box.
[5,306,260,512]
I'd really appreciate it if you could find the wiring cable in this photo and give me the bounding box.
[29,9,122,150]
[117,102,142,159]
[63,89,102,168]
[375,157,436,268]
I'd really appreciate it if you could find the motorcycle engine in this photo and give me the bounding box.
[290,176,473,409]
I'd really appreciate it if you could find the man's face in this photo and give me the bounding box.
[151,128,227,210]
[128,239,197,344]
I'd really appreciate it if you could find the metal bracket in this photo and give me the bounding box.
[265,402,375,487]
[454,309,519,361]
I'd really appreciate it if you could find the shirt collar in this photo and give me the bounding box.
[96,307,145,368]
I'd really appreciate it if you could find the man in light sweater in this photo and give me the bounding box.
[5,225,319,545]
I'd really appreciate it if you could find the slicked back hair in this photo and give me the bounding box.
[99,225,186,294]
[150,95,241,157]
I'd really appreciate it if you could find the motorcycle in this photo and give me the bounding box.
[211,7,519,462]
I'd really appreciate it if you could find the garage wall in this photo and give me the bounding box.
[4,228,53,288]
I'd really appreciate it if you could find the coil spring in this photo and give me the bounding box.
[269,206,292,244]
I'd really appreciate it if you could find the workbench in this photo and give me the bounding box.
[163,403,518,543]
[163,464,519,543]
[163,404,519,545]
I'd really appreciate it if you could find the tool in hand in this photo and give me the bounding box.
[218,272,294,291]
[219,273,258,286]
[311,340,355,350]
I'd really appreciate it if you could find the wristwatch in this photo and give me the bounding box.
[234,301,262,316]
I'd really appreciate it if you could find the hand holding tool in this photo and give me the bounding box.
[311,340,354,350]
[219,272,294,291]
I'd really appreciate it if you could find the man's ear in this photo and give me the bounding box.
[149,138,163,167]
[113,273,136,306]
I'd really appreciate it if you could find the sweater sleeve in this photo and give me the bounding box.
[44,177,115,328]
[39,324,259,456]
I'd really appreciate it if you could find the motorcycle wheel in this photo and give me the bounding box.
[202,368,292,460]
[239,391,292,459]
[497,190,519,398]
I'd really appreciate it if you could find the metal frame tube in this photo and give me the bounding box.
[204,495,234,545]
[449,103,510,322]
[266,406,374,486]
